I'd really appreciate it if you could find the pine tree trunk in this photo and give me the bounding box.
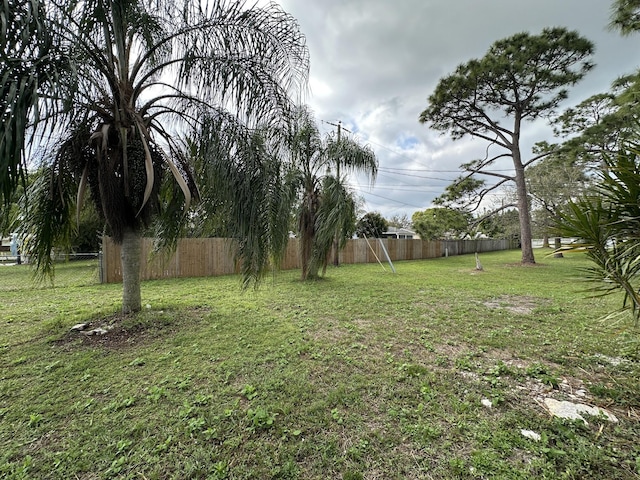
[121,228,142,313]
[553,236,564,258]
[542,234,550,248]
[514,151,535,264]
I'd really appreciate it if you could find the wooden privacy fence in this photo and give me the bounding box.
[101,236,515,283]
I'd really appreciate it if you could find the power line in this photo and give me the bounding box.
[322,119,519,178]
[348,183,445,192]
[381,166,517,173]
[359,190,426,209]
[317,121,537,213]
[377,169,455,182]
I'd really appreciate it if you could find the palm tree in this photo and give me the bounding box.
[557,145,640,323]
[288,107,377,280]
[5,0,309,312]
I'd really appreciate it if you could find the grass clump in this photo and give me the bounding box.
[0,250,639,479]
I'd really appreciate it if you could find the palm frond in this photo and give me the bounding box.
[307,175,358,277]
[0,0,71,206]
[186,111,294,286]
[19,152,77,279]
[325,135,378,185]
[557,146,640,323]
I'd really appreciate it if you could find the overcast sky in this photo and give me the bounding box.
[275,0,640,221]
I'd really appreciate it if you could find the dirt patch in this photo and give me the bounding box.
[482,295,550,315]
[306,324,352,344]
[53,308,208,350]
[505,262,549,268]
[433,341,474,359]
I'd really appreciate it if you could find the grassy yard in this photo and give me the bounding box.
[0,249,638,479]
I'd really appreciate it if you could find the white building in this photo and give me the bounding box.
[382,227,419,240]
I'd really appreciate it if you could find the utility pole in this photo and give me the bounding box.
[325,120,343,181]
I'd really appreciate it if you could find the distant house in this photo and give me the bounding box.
[382,227,419,240]
[0,237,9,253]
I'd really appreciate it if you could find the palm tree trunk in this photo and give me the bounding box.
[307,261,320,279]
[300,190,317,280]
[300,233,311,280]
[121,228,142,313]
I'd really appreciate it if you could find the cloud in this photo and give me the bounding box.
[277,0,640,218]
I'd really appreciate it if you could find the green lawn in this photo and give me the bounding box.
[1,250,639,479]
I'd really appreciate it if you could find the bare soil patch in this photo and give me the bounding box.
[53,308,208,350]
[505,262,550,268]
[482,295,550,315]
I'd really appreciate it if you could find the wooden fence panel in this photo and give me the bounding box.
[386,239,398,261]
[340,241,354,265]
[101,236,515,283]
[351,239,370,264]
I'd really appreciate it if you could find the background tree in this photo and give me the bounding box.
[386,213,412,230]
[553,88,628,166]
[550,1,640,171]
[411,207,470,240]
[355,212,388,238]
[72,199,103,253]
[420,27,594,264]
[551,72,640,173]
[0,176,29,239]
[477,209,521,240]
[432,176,508,218]
[526,152,591,252]
[10,0,309,312]
[288,107,377,280]
[611,0,640,33]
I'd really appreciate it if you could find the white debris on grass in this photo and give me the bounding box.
[520,429,541,441]
[82,326,113,336]
[593,354,626,367]
[481,398,493,409]
[544,398,618,425]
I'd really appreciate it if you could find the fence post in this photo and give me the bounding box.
[98,250,104,284]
